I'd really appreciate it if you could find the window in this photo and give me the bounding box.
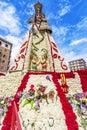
[2,60,5,63]
[0,51,2,57]
[3,54,6,58]
[5,44,8,48]
[0,41,2,46]
[5,49,7,52]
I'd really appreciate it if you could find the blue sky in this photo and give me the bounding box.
[0,0,87,65]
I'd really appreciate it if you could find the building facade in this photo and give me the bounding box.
[0,37,12,73]
[69,58,87,71]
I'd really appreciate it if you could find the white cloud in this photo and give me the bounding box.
[52,25,68,36]
[5,35,23,64]
[11,44,21,64]
[0,1,24,65]
[23,3,34,16]
[0,1,8,7]
[0,1,21,35]
[59,5,71,17]
[77,17,87,29]
[61,47,75,61]
[5,35,23,45]
[61,48,87,63]
[52,25,69,46]
[70,38,87,46]
[67,52,87,62]
[58,0,71,17]
[47,1,71,21]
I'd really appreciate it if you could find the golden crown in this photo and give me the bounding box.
[34,2,42,12]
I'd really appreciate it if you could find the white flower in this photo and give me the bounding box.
[0,100,4,104]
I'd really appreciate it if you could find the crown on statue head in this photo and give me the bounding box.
[34,1,42,13]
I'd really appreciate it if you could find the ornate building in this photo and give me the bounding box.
[0,2,87,130]
[0,37,12,73]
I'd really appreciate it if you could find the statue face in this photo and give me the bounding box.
[33,56,37,61]
[35,15,42,23]
[37,7,41,12]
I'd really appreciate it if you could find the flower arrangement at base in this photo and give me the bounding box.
[20,84,56,111]
[67,92,87,130]
[0,96,13,123]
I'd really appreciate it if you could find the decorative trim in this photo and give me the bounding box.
[77,70,87,92]
[47,34,55,71]
[0,73,6,76]
[10,32,31,72]
[47,34,68,71]
[52,73,78,130]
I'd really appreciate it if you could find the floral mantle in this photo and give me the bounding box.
[0,96,13,124]
[1,71,87,130]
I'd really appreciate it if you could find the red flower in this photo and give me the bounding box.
[1,73,30,130]
[77,71,87,92]
[38,85,46,94]
[52,73,78,130]
[52,54,57,58]
[48,91,55,99]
